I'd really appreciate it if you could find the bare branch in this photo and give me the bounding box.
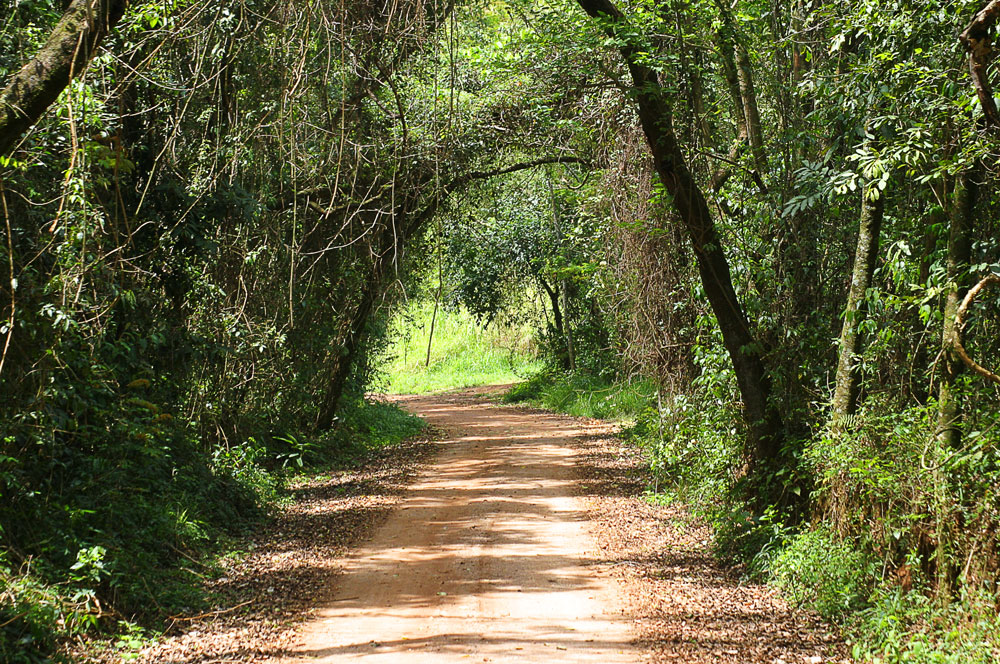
[960,0,1000,129]
[954,273,1000,385]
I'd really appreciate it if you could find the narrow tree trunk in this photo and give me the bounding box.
[936,169,976,449]
[735,46,766,174]
[718,8,766,175]
[575,0,785,477]
[0,0,130,155]
[928,169,976,601]
[561,283,576,371]
[540,279,564,337]
[539,278,571,370]
[549,170,576,371]
[314,268,384,431]
[831,186,885,422]
[717,31,747,139]
[425,247,443,368]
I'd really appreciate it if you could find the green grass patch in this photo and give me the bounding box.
[503,370,655,421]
[381,300,542,394]
[320,397,427,462]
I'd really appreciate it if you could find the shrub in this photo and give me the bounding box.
[771,525,877,620]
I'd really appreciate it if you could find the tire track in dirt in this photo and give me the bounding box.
[104,386,848,664]
[285,388,640,663]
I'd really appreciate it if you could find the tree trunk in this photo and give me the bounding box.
[575,0,785,478]
[0,0,130,155]
[311,158,586,429]
[539,278,571,370]
[314,263,385,431]
[718,8,766,175]
[717,30,747,139]
[831,186,885,422]
[936,169,976,449]
[548,171,575,371]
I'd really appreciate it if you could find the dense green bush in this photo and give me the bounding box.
[0,393,423,661]
[505,370,654,420]
[852,586,1000,663]
[771,526,877,620]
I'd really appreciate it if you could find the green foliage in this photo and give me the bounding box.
[504,370,654,421]
[771,526,877,620]
[328,398,427,457]
[852,587,1000,664]
[5,0,1000,660]
[1,561,72,664]
[211,439,282,502]
[381,298,542,394]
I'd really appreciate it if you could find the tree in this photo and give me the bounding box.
[0,0,130,155]
[574,0,786,485]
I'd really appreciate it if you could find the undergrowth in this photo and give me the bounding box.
[0,398,423,663]
[508,369,1000,664]
[503,369,654,420]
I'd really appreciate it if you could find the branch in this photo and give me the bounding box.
[459,156,587,185]
[269,157,586,215]
[954,273,1000,385]
[403,156,588,238]
[960,0,1000,130]
[0,0,131,155]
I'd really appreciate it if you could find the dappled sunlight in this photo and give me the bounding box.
[286,391,637,663]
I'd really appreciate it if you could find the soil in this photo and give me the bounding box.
[286,388,639,663]
[93,386,850,664]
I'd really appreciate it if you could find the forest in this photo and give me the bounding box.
[1,0,999,662]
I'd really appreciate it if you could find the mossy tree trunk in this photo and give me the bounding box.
[575,0,787,493]
[831,186,886,422]
[0,0,130,155]
[936,170,976,450]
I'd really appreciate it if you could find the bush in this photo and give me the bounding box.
[771,525,877,620]
[504,370,654,420]
[853,586,1000,663]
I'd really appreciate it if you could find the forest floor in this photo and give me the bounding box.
[104,386,849,664]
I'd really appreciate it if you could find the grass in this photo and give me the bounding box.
[380,300,543,394]
[503,370,655,421]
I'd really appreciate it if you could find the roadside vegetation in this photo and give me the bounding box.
[0,397,423,663]
[3,0,1000,662]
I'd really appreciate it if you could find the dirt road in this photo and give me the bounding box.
[116,387,846,664]
[287,389,639,662]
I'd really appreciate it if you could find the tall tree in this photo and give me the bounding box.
[831,183,886,421]
[573,0,786,485]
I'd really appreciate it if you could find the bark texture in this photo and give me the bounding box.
[719,9,766,175]
[960,0,1000,129]
[936,170,976,449]
[0,0,130,155]
[831,187,885,421]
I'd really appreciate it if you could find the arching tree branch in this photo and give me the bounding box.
[960,0,1000,130]
[954,273,1000,386]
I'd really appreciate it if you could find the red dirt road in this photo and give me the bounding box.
[286,389,639,663]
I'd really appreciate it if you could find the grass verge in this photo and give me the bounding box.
[506,370,1000,664]
[503,369,655,421]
